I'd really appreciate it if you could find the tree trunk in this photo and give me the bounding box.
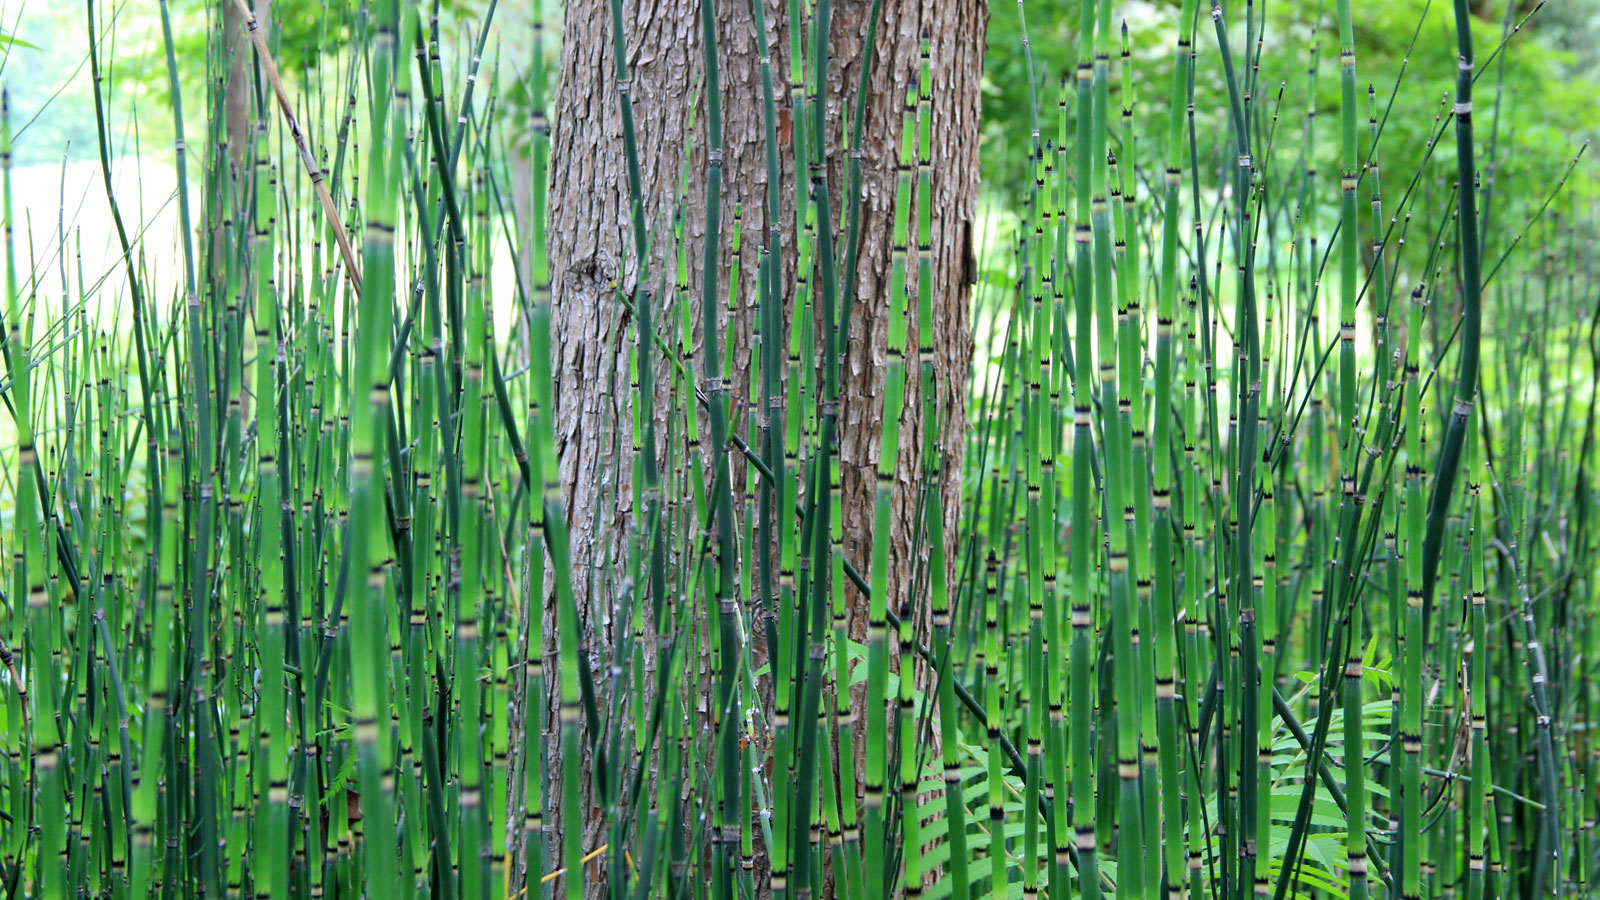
[542,0,985,894]
[223,0,269,424]
[224,0,271,169]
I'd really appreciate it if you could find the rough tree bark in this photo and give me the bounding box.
[542,0,985,893]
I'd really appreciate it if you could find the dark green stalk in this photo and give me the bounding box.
[1419,0,1485,630]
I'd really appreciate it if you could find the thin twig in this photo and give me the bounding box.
[230,0,362,295]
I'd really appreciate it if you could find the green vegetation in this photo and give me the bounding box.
[0,0,1594,899]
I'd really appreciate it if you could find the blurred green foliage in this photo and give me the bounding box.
[982,0,1599,224]
[0,0,553,168]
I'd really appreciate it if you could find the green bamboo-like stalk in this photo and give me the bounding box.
[864,54,915,896]
[901,33,966,900]
[980,549,1005,900]
[695,2,743,897]
[1152,7,1197,900]
[794,2,846,897]
[1015,6,1048,898]
[1466,411,1489,900]
[1182,277,1209,900]
[351,6,406,900]
[1113,21,1164,898]
[1069,1,1103,896]
[1092,6,1144,899]
[1419,0,1486,629]
[1,88,26,880]
[250,99,293,900]
[746,0,790,886]
[1399,281,1429,900]
[522,2,552,894]
[457,111,492,900]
